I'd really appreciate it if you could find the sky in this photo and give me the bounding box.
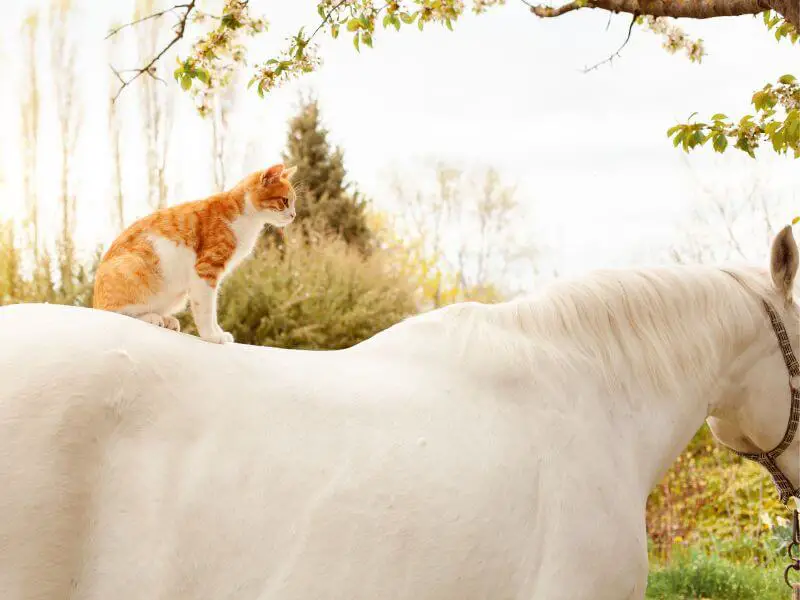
[1,0,799,284]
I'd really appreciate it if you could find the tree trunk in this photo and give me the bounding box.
[21,14,40,260]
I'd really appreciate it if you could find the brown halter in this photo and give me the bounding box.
[724,270,800,504]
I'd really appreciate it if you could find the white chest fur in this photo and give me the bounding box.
[227,214,267,272]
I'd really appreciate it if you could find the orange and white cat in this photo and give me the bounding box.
[93,163,297,344]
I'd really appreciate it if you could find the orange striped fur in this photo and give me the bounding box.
[93,163,298,344]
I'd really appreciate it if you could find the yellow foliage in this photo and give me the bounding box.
[646,424,790,566]
[367,209,504,309]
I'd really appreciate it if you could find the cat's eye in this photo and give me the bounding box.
[280,197,289,208]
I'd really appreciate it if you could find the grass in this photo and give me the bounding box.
[646,549,788,600]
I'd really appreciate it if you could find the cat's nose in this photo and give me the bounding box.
[289,210,296,219]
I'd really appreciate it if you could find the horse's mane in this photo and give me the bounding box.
[433,265,773,396]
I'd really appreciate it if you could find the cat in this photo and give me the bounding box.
[93,163,298,344]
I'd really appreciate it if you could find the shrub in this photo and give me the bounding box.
[0,222,97,308]
[646,424,790,566]
[178,230,417,349]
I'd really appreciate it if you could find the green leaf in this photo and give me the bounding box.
[752,90,778,112]
[788,119,800,146]
[445,18,453,31]
[221,14,242,30]
[779,74,798,84]
[393,16,401,31]
[418,17,424,31]
[353,32,360,52]
[712,134,728,153]
[318,4,326,18]
[666,125,682,138]
[257,80,265,99]
[710,113,727,121]
[383,14,392,28]
[247,77,256,90]
[359,15,369,29]
[331,24,339,39]
[689,130,706,148]
[772,130,785,152]
[180,75,192,91]
[792,216,800,225]
[363,32,373,47]
[400,12,416,24]
[347,18,360,31]
[196,69,210,85]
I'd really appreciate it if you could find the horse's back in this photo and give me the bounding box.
[0,304,217,599]
[0,303,628,599]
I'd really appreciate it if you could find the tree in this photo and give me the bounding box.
[108,88,126,232]
[109,0,800,164]
[49,0,83,296]
[108,30,126,232]
[279,97,372,252]
[209,73,239,192]
[669,176,786,264]
[135,0,174,210]
[387,162,535,308]
[20,11,40,259]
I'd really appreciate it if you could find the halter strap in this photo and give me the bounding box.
[723,270,800,504]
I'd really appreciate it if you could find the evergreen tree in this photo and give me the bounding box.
[278,97,372,253]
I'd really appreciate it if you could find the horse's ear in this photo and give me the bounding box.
[770,225,798,301]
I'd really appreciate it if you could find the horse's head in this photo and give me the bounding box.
[708,225,800,502]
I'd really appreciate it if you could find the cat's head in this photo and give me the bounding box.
[246,163,298,226]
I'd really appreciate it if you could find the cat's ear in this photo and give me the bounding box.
[284,165,298,181]
[260,164,285,186]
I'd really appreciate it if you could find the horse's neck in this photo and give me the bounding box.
[607,306,767,499]
[509,272,765,501]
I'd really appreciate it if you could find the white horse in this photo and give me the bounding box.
[1,228,799,600]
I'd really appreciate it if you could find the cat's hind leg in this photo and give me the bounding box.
[161,316,181,332]
[93,250,162,313]
[138,313,166,328]
[160,294,187,332]
[93,251,177,333]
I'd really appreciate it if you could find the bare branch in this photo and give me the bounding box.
[105,3,194,40]
[530,0,769,21]
[110,0,197,102]
[582,14,636,73]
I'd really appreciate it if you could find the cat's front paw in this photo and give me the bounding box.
[203,330,234,345]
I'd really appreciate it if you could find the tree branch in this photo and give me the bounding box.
[769,0,800,30]
[110,0,197,102]
[309,0,350,43]
[530,0,770,22]
[105,3,194,40]
[582,13,636,72]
